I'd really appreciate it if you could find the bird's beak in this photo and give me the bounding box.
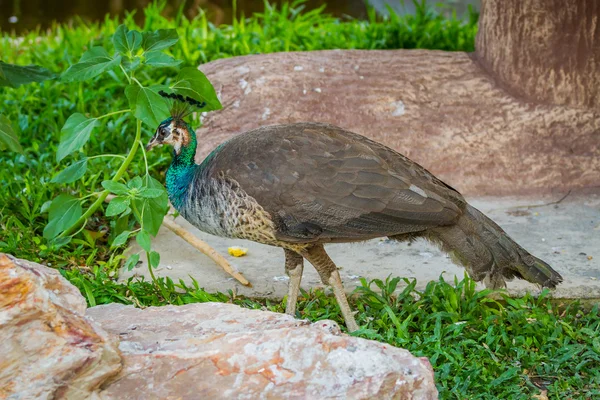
[145,134,160,152]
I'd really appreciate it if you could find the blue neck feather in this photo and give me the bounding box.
[165,123,227,211]
[165,125,198,210]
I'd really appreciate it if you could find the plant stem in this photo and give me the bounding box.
[60,118,142,237]
[97,109,131,120]
[88,154,126,160]
[139,139,149,175]
[146,250,158,281]
[132,77,143,87]
[119,64,132,84]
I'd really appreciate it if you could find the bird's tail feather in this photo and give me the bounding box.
[427,204,562,289]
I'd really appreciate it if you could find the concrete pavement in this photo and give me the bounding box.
[121,193,600,299]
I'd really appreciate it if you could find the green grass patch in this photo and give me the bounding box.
[64,268,600,399]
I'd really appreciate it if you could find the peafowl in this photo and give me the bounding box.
[146,94,563,332]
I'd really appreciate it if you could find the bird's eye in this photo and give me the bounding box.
[159,128,168,138]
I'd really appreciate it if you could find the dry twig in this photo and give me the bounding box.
[161,217,252,287]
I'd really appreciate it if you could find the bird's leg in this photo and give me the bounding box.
[284,249,304,316]
[301,245,359,332]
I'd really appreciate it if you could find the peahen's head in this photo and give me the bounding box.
[146,90,205,155]
[145,117,195,155]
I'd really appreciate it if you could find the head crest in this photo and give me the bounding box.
[159,90,207,120]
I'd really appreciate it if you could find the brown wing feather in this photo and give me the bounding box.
[207,122,465,242]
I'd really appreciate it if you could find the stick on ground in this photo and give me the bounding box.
[104,194,252,287]
[161,217,252,287]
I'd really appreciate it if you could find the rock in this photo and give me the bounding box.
[0,254,121,400]
[1,253,437,398]
[88,302,438,399]
[195,50,599,196]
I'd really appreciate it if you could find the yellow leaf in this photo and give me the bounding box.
[228,246,248,257]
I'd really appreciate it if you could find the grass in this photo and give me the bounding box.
[1,1,598,398]
[65,268,600,398]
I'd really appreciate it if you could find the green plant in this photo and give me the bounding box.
[44,24,221,286]
[0,61,54,153]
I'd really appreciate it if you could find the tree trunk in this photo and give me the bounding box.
[475,0,600,109]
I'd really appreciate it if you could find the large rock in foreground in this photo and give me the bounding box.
[1,253,437,399]
[88,302,438,399]
[196,50,599,196]
[0,254,121,400]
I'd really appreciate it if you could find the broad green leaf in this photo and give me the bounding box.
[56,113,98,162]
[61,47,121,82]
[51,158,87,183]
[111,230,132,248]
[149,251,160,268]
[0,114,23,153]
[40,200,52,213]
[132,175,168,236]
[0,61,54,88]
[113,24,142,55]
[43,194,82,239]
[139,188,164,199]
[101,180,129,196]
[144,51,181,68]
[125,84,170,127]
[142,29,179,52]
[171,67,222,111]
[124,253,140,271]
[50,236,72,249]
[122,56,141,71]
[105,196,130,217]
[136,230,151,252]
[127,176,143,190]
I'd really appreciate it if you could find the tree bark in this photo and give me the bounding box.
[475,0,600,109]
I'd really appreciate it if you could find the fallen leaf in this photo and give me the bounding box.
[228,246,248,257]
